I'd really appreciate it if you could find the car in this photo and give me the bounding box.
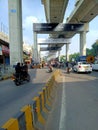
[92,60,98,71]
[73,61,92,73]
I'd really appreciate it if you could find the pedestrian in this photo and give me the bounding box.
[66,61,70,73]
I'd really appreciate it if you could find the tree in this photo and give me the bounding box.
[86,39,98,57]
[69,53,79,61]
[60,55,66,62]
[92,39,98,56]
[86,48,94,56]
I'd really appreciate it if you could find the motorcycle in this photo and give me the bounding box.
[46,66,53,73]
[12,73,30,86]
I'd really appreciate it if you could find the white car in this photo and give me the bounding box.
[73,61,92,73]
[92,60,98,70]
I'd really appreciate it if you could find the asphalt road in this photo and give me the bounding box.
[0,68,52,126]
[45,70,98,130]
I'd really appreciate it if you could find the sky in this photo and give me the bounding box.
[0,0,98,57]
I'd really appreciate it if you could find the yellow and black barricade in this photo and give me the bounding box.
[2,118,19,130]
[13,111,26,130]
[21,105,35,130]
[0,128,6,130]
[31,96,45,130]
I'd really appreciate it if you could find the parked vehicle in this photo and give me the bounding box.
[12,73,30,86]
[92,60,98,71]
[73,61,92,73]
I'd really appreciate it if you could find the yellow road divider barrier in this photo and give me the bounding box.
[21,105,35,130]
[32,96,46,130]
[2,118,19,130]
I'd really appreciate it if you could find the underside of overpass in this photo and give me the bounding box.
[41,0,69,23]
[67,0,98,23]
[41,0,69,53]
[41,0,98,55]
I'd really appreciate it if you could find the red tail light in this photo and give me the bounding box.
[79,65,81,68]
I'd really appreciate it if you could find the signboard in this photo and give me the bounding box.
[10,9,16,13]
[33,23,84,33]
[38,38,71,44]
[0,45,2,55]
[76,56,87,62]
[2,45,9,54]
[40,47,61,51]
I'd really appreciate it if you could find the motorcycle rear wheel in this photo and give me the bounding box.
[26,74,30,82]
[15,79,21,86]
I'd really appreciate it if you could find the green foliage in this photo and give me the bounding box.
[60,55,66,62]
[69,53,79,61]
[86,48,94,56]
[86,39,98,56]
[60,39,98,62]
[60,53,80,62]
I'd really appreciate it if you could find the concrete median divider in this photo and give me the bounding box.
[44,86,52,111]
[0,128,6,130]
[2,118,19,130]
[21,105,35,130]
[13,111,26,130]
[0,69,61,130]
[32,96,46,129]
[38,91,49,118]
[42,87,51,111]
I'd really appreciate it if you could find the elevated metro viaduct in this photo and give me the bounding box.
[38,38,71,61]
[41,0,98,58]
[8,0,98,65]
[33,22,86,62]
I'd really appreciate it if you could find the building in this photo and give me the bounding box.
[23,42,33,64]
[0,32,10,65]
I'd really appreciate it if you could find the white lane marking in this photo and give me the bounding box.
[59,77,66,130]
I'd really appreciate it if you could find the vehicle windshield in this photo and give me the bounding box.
[94,60,98,64]
[79,61,89,64]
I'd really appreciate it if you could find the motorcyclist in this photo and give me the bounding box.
[48,64,53,72]
[13,62,30,85]
[66,61,71,73]
[22,62,28,78]
[15,62,21,78]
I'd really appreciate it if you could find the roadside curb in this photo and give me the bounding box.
[0,74,12,81]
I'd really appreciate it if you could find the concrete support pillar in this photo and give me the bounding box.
[38,44,41,63]
[8,0,23,65]
[66,43,69,61]
[80,31,86,56]
[79,23,89,56]
[58,50,60,61]
[33,32,38,62]
[46,0,50,22]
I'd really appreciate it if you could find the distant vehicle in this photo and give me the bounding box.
[73,61,92,73]
[30,63,41,69]
[92,60,98,70]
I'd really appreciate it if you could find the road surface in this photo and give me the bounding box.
[0,68,52,126]
[45,70,98,130]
